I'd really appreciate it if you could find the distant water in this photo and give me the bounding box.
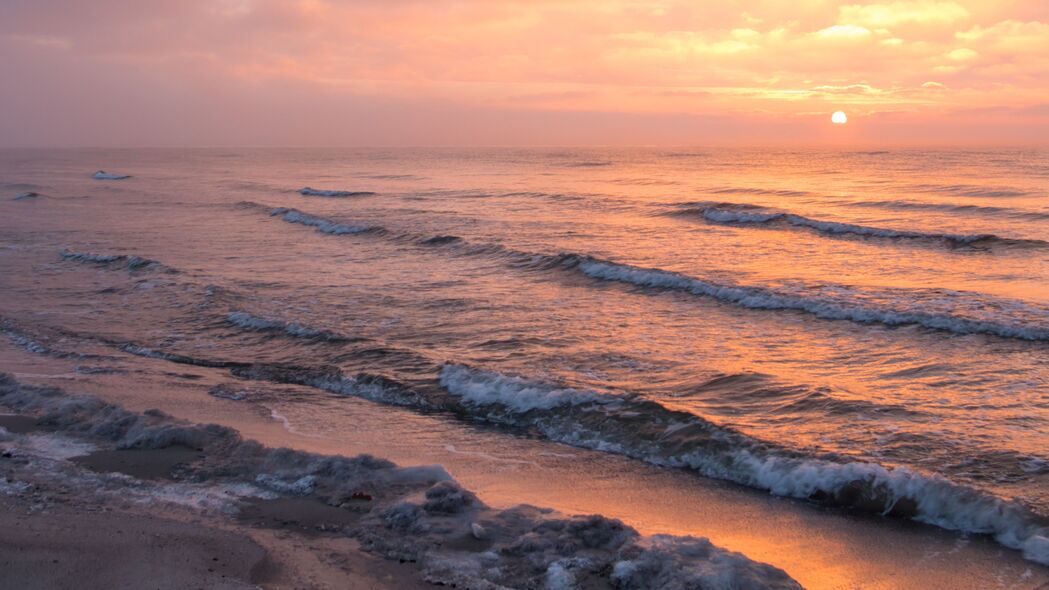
[2,147,1048,565]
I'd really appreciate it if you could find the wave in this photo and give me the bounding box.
[435,364,1049,566]
[9,309,1043,566]
[59,250,172,272]
[671,202,1048,248]
[53,333,1049,567]
[842,199,1049,221]
[674,372,925,419]
[418,235,463,246]
[270,207,380,235]
[0,373,801,589]
[709,187,812,198]
[299,187,377,197]
[906,183,1032,198]
[2,328,52,356]
[440,364,613,411]
[12,192,39,201]
[225,311,363,343]
[567,257,1049,341]
[92,170,130,180]
[248,204,1049,342]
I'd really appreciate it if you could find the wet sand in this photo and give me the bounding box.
[0,369,802,589]
[0,415,429,590]
[0,502,269,590]
[1,343,1047,589]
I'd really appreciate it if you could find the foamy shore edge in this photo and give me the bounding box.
[0,373,801,590]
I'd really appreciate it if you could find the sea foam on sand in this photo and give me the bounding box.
[0,373,801,589]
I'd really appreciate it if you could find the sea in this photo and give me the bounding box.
[1,147,1047,588]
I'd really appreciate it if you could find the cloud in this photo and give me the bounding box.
[946,47,977,60]
[0,0,1046,145]
[816,24,873,38]
[838,1,969,27]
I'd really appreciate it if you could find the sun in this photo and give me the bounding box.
[831,111,848,124]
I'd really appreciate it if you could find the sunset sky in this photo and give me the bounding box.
[1,0,1046,146]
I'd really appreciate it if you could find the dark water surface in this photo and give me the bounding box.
[2,147,1048,585]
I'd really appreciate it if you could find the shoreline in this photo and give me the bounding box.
[0,372,801,589]
[1,341,1047,589]
[0,413,439,590]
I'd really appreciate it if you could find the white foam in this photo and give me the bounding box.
[440,364,613,412]
[700,207,1000,244]
[92,170,130,180]
[0,477,32,495]
[59,250,163,271]
[545,560,580,590]
[575,259,1049,341]
[611,535,795,589]
[142,482,275,515]
[255,473,317,495]
[3,329,49,354]
[300,187,375,197]
[270,207,371,235]
[60,251,123,264]
[21,433,97,460]
[434,366,1049,567]
[226,311,333,339]
[723,452,1046,558]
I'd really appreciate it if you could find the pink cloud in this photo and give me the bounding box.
[1,0,1046,145]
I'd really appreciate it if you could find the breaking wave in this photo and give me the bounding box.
[59,250,171,272]
[41,332,1049,566]
[566,257,1049,341]
[299,187,377,197]
[269,207,380,236]
[671,202,1048,249]
[248,204,1049,342]
[8,309,1044,567]
[0,373,801,589]
[12,192,39,201]
[225,311,363,343]
[435,364,1049,566]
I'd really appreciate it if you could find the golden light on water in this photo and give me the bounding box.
[831,111,848,124]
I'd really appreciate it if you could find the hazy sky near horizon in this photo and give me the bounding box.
[1,0,1046,146]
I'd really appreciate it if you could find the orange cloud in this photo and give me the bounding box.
[0,0,1045,145]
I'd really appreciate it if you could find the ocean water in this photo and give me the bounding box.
[2,147,1048,583]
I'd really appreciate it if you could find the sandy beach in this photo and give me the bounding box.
[0,372,802,589]
[0,412,434,590]
[3,1,1048,587]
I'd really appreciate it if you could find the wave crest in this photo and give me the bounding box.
[249,204,1049,342]
[672,202,1047,249]
[0,372,801,589]
[436,364,1049,565]
[92,170,130,180]
[300,187,377,197]
[226,311,361,343]
[36,324,1049,567]
[270,207,378,235]
[60,250,171,272]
